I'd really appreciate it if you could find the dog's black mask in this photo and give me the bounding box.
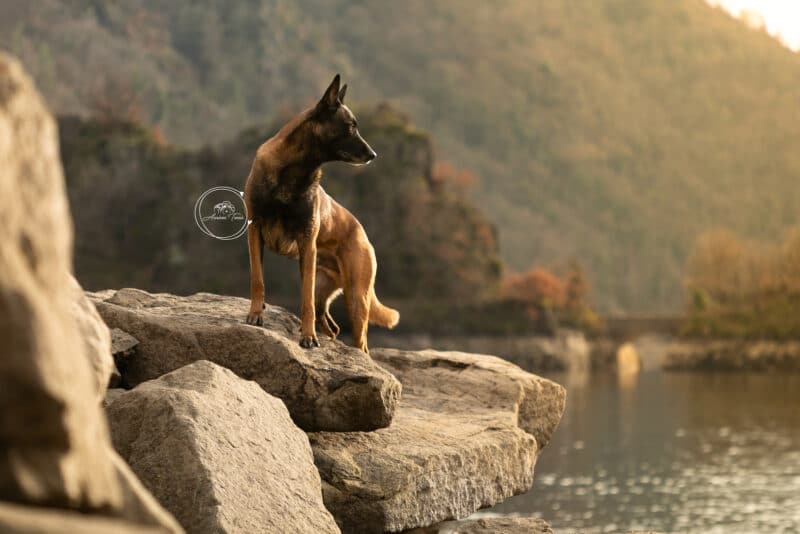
[312,74,377,165]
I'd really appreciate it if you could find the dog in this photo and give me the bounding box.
[243,74,399,353]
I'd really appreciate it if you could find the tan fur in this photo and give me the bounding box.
[243,77,398,353]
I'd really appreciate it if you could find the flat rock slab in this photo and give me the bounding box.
[90,288,401,431]
[106,361,340,534]
[310,349,566,533]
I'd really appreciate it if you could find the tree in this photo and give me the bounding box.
[503,268,566,309]
[685,229,748,305]
[564,261,591,311]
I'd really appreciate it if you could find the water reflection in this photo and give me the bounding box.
[491,370,800,533]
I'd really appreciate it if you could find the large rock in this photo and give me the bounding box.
[106,361,340,534]
[68,275,115,397]
[0,52,181,532]
[90,289,401,431]
[110,451,186,533]
[310,349,566,533]
[0,49,112,509]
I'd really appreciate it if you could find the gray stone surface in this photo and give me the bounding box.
[90,288,401,431]
[310,348,566,533]
[106,361,341,534]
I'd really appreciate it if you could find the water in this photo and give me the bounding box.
[490,369,800,533]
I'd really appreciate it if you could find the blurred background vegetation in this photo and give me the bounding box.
[684,228,800,339]
[2,0,799,324]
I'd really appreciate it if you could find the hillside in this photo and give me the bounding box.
[4,0,800,311]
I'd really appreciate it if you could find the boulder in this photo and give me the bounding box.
[310,349,566,533]
[110,451,186,533]
[106,360,340,534]
[90,289,401,431]
[0,50,117,509]
[0,52,181,532]
[407,516,553,534]
[68,275,115,396]
[0,501,167,534]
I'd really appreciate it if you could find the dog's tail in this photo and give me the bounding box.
[369,291,399,329]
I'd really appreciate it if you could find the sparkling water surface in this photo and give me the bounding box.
[489,365,800,533]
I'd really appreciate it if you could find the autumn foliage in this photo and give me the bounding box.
[684,228,800,339]
[502,263,598,331]
[431,161,480,193]
[503,268,566,308]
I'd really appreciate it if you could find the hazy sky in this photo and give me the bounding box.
[708,0,800,50]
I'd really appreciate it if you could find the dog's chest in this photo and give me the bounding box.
[261,221,301,258]
[250,188,317,259]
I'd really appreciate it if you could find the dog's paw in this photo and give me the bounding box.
[245,309,264,327]
[299,334,320,349]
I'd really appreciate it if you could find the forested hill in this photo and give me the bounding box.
[4,0,800,311]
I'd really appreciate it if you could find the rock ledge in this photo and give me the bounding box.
[90,288,401,431]
[311,348,566,533]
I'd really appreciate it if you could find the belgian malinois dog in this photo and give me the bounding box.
[244,75,399,353]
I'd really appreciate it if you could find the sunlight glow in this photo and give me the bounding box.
[708,0,800,51]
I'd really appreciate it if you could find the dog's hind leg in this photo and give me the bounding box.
[342,245,376,354]
[344,289,370,353]
[315,269,342,339]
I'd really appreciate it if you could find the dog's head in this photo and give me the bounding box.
[309,74,377,165]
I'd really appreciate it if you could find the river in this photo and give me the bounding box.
[488,364,800,533]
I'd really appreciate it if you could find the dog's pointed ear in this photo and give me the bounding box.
[338,84,348,104]
[317,74,341,111]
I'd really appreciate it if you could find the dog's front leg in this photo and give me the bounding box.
[246,222,266,326]
[298,237,320,348]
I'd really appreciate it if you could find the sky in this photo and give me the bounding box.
[708,0,800,51]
